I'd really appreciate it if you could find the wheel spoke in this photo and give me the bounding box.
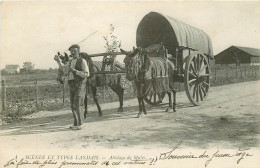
[192,57,197,72]
[201,74,209,77]
[189,78,197,84]
[200,83,207,96]
[196,83,199,102]
[189,71,197,78]
[193,83,197,99]
[199,55,204,71]
[153,93,156,103]
[190,61,196,75]
[202,81,209,86]
[190,83,195,94]
[189,64,196,75]
[197,55,201,74]
[200,62,208,73]
[201,82,208,90]
[198,84,203,101]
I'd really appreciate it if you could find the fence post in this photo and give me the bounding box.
[236,64,238,79]
[227,68,229,80]
[1,80,6,111]
[35,79,39,110]
[63,83,65,106]
[240,67,242,78]
[245,66,247,77]
[214,67,217,80]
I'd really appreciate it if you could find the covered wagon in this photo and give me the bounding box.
[136,12,213,105]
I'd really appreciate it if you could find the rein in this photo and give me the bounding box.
[128,49,149,82]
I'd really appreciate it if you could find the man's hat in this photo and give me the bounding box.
[68,44,80,51]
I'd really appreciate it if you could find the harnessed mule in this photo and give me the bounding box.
[54,52,125,118]
[121,47,177,118]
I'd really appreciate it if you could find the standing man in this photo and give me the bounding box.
[68,44,89,130]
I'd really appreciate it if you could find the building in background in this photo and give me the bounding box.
[215,46,260,66]
[4,65,20,74]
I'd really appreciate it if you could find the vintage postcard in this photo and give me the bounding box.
[0,1,259,168]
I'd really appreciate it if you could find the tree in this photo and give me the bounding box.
[103,24,121,53]
[22,62,34,71]
[102,24,122,71]
[1,69,8,75]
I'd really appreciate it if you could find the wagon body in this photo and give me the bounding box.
[137,12,213,105]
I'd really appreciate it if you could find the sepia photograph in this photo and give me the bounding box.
[0,1,259,168]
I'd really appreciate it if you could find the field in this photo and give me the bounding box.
[1,64,260,123]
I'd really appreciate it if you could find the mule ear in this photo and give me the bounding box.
[120,48,128,55]
[64,52,69,58]
[133,47,135,50]
[58,52,61,56]
[132,48,139,56]
[64,52,69,61]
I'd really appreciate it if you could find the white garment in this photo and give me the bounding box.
[68,58,89,81]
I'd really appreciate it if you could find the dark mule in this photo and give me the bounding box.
[121,46,177,118]
[54,52,124,118]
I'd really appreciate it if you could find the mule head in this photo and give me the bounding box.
[121,48,150,81]
[60,52,71,65]
[54,52,71,84]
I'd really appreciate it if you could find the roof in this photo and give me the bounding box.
[136,12,213,58]
[5,65,20,69]
[233,46,260,57]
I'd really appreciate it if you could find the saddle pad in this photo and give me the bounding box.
[145,57,168,80]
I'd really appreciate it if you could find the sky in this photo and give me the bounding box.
[1,1,260,69]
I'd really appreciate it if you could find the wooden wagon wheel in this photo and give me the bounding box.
[144,92,166,105]
[184,52,210,106]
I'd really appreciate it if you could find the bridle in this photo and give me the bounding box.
[124,48,149,82]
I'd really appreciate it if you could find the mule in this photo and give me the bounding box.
[121,46,177,118]
[54,52,125,118]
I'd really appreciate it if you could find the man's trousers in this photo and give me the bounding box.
[69,80,87,126]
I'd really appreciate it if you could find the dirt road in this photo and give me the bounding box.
[0,80,259,150]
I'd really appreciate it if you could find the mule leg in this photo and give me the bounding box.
[141,96,147,115]
[92,86,102,117]
[166,92,172,112]
[137,97,143,118]
[109,84,124,112]
[173,90,176,112]
[84,94,88,119]
[84,83,89,119]
[158,92,163,103]
[136,81,144,118]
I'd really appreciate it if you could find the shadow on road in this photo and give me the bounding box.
[127,113,260,149]
[0,101,259,149]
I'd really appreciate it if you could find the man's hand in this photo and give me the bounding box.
[54,55,61,62]
[69,68,77,73]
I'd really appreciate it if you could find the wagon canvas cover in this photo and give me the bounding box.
[136,12,213,58]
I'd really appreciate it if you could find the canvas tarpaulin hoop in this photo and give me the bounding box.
[136,12,213,58]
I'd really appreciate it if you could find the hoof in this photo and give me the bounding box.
[136,112,142,118]
[143,111,147,115]
[166,107,172,112]
[98,113,102,117]
[173,108,176,113]
[84,112,88,119]
[117,107,123,112]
